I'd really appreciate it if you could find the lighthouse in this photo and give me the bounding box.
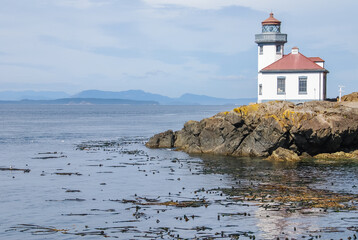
[255,13,328,103]
[255,13,287,71]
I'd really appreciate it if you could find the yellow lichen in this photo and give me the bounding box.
[265,109,309,129]
[233,104,259,116]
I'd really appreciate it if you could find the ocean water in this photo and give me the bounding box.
[1,104,358,239]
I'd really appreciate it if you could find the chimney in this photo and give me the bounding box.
[292,47,299,54]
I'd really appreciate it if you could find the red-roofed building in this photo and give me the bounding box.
[255,13,328,103]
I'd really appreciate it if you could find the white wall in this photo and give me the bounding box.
[314,61,324,68]
[257,72,325,103]
[258,44,283,71]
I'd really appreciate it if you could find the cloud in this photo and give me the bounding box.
[143,0,276,10]
[53,0,110,9]
[0,0,356,98]
[143,0,357,12]
[211,75,247,81]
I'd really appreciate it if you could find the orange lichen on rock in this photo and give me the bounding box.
[233,104,260,116]
[265,109,310,129]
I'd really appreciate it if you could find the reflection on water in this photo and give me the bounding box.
[199,153,358,190]
[198,154,358,239]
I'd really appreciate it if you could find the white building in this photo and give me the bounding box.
[255,13,329,103]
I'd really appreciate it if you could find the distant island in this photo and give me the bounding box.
[0,90,255,105]
[0,98,158,105]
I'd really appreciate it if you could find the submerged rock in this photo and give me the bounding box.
[146,101,358,158]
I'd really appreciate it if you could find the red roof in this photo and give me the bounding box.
[262,13,281,26]
[261,52,327,72]
[309,57,325,62]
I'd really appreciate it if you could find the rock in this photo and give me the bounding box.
[314,151,358,160]
[299,152,312,159]
[233,117,288,157]
[146,101,358,157]
[266,147,300,161]
[342,92,358,102]
[145,130,174,148]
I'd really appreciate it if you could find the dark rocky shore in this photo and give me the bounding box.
[146,99,358,159]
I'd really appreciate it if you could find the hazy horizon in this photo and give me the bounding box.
[0,89,257,103]
[0,0,357,98]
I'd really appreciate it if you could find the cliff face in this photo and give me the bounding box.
[146,101,358,157]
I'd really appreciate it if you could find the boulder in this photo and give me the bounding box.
[146,101,358,157]
[266,147,300,161]
[145,130,174,148]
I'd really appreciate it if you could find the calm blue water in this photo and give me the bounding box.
[1,104,358,239]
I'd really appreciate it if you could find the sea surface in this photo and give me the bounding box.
[1,104,358,239]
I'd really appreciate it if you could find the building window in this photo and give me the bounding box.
[299,76,307,94]
[276,45,281,54]
[277,77,286,95]
[262,25,280,33]
[259,46,263,55]
[259,84,262,95]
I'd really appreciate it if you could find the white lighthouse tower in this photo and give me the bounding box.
[255,13,287,71]
[255,13,328,103]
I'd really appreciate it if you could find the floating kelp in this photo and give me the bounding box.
[65,189,81,193]
[76,141,120,150]
[46,198,86,202]
[112,197,208,208]
[90,208,116,212]
[37,152,62,154]
[61,213,94,216]
[218,183,358,211]
[9,224,68,235]
[141,199,208,208]
[120,150,147,155]
[9,137,358,240]
[0,167,30,173]
[32,155,67,159]
[53,172,82,176]
[70,230,108,237]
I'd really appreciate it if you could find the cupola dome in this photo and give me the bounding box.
[262,13,281,26]
[261,13,281,33]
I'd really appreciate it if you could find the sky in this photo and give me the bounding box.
[0,0,357,98]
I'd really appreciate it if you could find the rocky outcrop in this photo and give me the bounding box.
[342,92,358,102]
[146,101,358,157]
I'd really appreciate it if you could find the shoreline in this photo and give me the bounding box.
[147,100,358,160]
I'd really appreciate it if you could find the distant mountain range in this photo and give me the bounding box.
[0,90,255,105]
[0,98,158,105]
[72,90,255,105]
[0,90,70,101]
